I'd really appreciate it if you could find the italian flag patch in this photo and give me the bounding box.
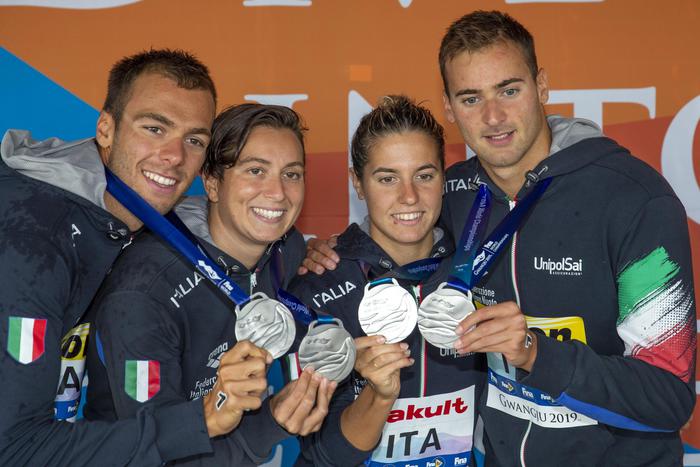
[7,317,46,364]
[125,360,160,402]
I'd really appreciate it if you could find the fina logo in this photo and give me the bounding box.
[533,256,583,276]
[426,457,446,467]
[197,260,222,281]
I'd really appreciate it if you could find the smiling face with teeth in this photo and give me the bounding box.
[97,72,215,227]
[352,130,443,267]
[442,40,551,198]
[204,126,305,269]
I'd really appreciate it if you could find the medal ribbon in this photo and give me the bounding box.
[260,238,330,326]
[276,288,326,326]
[360,257,443,292]
[449,183,492,286]
[447,178,552,293]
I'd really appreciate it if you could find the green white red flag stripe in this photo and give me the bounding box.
[7,317,46,364]
[125,360,160,402]
[617,246,695,383]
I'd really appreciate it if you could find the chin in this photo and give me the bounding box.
[392,231,431,246]
[254,230,286,244]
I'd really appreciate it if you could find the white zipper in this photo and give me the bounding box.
[520,420,532,466]
[412,284,427,397]
[508,199,531,467]
[250,271,257,294]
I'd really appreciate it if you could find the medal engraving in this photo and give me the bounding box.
[235,292,296,359]
[358,279,417,343]
[418,282,475,349]
[298,318,356,382]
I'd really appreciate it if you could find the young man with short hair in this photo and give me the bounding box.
[0,49,263,465]
[441,10,696,466]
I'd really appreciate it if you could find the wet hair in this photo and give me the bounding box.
[202,103,307,180]
[351,95,445,178]
[103,48,217,125]
[439,10,538,94]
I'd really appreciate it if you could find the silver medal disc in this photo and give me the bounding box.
[298,318,356,382]
[357,279,417,343]
[417,282,475,349]
[234,292,296,359]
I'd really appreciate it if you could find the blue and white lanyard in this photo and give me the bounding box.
[447,178,552,294]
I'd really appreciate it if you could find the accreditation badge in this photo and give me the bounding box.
[358,279,417,343]
[54,322,90,421]
[235,292,296,359]
[367,387,475,467]
[418,282,475,349]
[298,318,356,382]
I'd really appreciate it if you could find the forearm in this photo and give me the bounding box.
[340,384,394,450]
[523,336,695,431]
[0,401,211,466]
[230,398,289,463]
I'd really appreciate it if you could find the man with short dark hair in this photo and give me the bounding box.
[441,10,696,466]
[0,49,259,465]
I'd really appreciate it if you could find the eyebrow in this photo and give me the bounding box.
[238,156,271,166]
[371,163,439,175]
[239,157,305,169]
[135,112,211,137]
[135,112,175,127]
[453,77,525,97]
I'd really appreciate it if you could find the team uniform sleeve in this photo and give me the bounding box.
[222,398,290,465]
[295,378,374,466]
[95,290,289,466]
[522,195,696,431]
[282,228,307,284]
[0,234,210,466]
[286,275,375,466]
[94,291,195,418]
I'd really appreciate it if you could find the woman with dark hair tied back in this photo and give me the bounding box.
[288,95,484,466]
[85,103,337,466]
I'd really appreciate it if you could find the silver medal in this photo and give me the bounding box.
[357,279,417,343]
[234,292,296,359]
[417,282,475,349]
[298,318,356,382]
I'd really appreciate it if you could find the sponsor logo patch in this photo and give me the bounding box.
[533,256,583,276]
[206,341,229,369]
